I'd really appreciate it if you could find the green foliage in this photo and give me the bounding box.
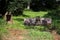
[34,26,45,31]
[30,0,57,11]
[53,20,60,34]
[7,0,25,15]
[44,10,60,34]
[23,29,54,40]
[0,19,6,27]
[0,19,8,35]
[45,0,57,9]
[44,10,60,19]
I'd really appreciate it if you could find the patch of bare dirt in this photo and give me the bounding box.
[51,30,60,40]
[2,28,28,40]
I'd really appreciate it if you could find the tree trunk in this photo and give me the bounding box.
[4,11,13,24]
[27,2,30,10]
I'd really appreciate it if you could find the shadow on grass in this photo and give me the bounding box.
[22,14,30,17]
[25,26,35,29]
[24,25,49,32]
[14,18,24,22]
[13,14,30,18]
[13,14,30,22]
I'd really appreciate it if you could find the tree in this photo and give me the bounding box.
[6,0,25,16]
[45,0,57,9]
[0,0,7,16]
[24,0,31,9]
[30,0,41,11]
[30,0,57,11]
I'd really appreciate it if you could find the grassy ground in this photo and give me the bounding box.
[23,29,54,40]
[10,10,48,29]
[0,10,54,40]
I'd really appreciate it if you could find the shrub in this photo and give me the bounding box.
[47,10,60,34]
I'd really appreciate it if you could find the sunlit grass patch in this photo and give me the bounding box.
[23,11,48,17]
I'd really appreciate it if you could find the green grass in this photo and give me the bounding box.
[23,29,54,40]
[23,10,48,17]
[10,10,48,29]
[0,10,54,40]
[4,11,46,29]
[0,19,8,37]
